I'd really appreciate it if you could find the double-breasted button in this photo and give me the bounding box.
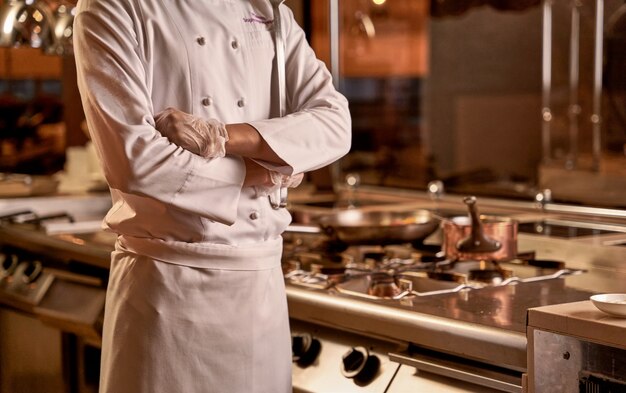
[196,36,206,46]
[249,211,260,220]
[237,98,246,108]
[201,97,213,107]
[231,39,239,50]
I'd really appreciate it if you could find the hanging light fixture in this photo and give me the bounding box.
[0,0,53,50]
[0,0,27,46]
[46,3,75,55]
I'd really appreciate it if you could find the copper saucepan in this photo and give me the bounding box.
[441,196,518,261]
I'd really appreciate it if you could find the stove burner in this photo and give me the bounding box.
[367,273,402,298]
[309,264,354,284]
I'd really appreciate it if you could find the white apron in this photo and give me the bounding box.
[100,236,291,393]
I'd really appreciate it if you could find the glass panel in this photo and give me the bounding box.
[307,0,626,209]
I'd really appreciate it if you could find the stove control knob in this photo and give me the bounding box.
[0,253,18,280]
[340,346,380,384]
[291,333,321,367]
[21,260,43,284]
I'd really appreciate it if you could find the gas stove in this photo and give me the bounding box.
[281,229,595,392]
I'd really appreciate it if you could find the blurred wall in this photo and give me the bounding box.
[425,6,543,180]
[425,1,623,181]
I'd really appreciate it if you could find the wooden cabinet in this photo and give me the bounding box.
[310,0,429,77]
[0,47,61,79]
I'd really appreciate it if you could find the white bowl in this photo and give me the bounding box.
[590,294,626,318]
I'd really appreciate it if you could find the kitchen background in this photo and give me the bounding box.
[0,0,625,207]
[1,1,626,393]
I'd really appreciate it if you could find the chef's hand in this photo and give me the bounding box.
[253,171,304,198]
[154,108,229,158]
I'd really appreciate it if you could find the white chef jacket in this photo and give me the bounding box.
[73,1,351,392]
[74,0,351,248]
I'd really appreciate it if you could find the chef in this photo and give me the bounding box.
[73,0,351,392]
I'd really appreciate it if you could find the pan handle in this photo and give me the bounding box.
[456,196,502,253]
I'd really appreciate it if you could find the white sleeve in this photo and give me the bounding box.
[248,6,352,176]
[74,0,244,225]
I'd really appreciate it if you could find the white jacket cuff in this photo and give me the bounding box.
[172,155,245,225]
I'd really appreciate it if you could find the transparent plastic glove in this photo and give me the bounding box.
[154,108,229,158]
[280,172,304,189]
[254,172,304,198]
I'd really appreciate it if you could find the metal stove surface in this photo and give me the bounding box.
[281,229,605,388]
[281,232,592,334]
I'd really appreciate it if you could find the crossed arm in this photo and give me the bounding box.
[153,107,297,190]
[226,123,300,189]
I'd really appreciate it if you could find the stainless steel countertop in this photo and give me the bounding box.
[285,274,600,371]
[2,191,626,372]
